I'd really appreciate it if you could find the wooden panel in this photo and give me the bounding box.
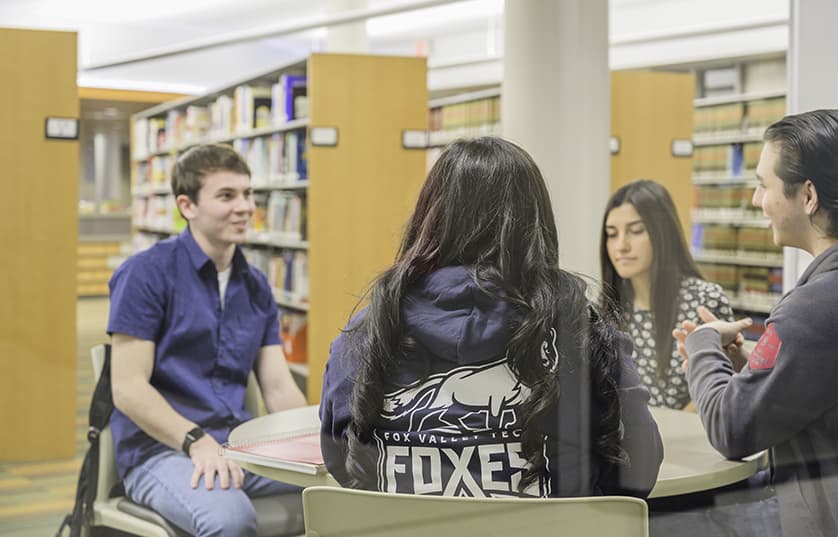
[611,70,695,240]
[307,53,427,403]
[78,87,186,103]
[0,28,78,460]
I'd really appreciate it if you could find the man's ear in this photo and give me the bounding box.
[176,194,196,220]
[803,180,819,216]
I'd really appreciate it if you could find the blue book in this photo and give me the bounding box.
[278,74,307,122]
[296,129,307,180]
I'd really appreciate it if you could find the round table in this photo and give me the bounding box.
[228,404,767,498]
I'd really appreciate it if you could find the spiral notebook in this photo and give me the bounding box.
[223,429,325,475]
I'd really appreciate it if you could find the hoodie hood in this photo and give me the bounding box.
[798,243,838,286]
[402,266,522,365]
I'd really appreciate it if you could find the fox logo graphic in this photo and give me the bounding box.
[541,328,558,373]
[381,358,530,434]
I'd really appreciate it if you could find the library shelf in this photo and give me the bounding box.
[692,174,758,187]
[131,53,428,403]
[693,129,765,146]
[427,86,502,149]
[690,88,786,322]
[272,288,309,312]
[728,293,782,314]
[135,225,178,235]
[131,118,310,162]
[253,180,309,192]
[692,210,770,227]
[693,90,786,108]
[693,250,783,268]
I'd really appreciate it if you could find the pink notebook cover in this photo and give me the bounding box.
[225,431,325,471]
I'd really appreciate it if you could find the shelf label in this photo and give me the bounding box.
[402,129,428,149]
[310,126,338,147]
[671,138,694,157]
[45,117,79,140]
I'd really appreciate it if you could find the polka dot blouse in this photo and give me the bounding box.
[623,277,733,409]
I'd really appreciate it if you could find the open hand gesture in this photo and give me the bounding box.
[672,306,751,372]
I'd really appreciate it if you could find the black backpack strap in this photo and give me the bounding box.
[56,344,115,537]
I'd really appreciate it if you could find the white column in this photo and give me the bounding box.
[325,0,369,53]
[502,0,610,281]
[784,0,838,290]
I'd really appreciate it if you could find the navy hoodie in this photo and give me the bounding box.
[320,266,663,498]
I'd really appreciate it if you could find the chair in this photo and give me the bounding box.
[302,486,649,537]
[89,344,304,537]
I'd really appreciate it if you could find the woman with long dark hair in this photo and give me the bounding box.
[319,137,662,498]
[600,179,734,410]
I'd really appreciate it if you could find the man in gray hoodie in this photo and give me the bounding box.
[675,109,838,537]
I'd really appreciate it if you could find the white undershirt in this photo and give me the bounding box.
[218,267,232,309]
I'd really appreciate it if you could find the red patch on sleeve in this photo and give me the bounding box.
[749,324,782,370]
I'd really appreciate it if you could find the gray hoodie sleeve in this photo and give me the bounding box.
[685,285,838,459]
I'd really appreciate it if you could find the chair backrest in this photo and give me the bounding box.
[244,371,267,417]
[91,343,118,503]
[302,486,648,537]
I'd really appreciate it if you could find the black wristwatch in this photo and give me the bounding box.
[182,427,205,456]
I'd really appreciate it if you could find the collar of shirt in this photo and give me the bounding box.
[180,225,251,277]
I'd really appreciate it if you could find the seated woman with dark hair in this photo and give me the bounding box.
[319,137,663,498]
[600,179,736,410]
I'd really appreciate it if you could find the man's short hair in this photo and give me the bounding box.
[171,144,251,203]
[764,109,838,237]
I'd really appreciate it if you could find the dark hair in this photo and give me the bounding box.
[764,109,838,237]
[171,144,251,203]
[599,179,701,378]
[344,137,627,491]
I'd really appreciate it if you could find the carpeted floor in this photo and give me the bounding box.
[0,298,109,537]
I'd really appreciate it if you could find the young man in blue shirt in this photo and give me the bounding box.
[108,144,307,536]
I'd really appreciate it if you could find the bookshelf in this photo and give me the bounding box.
[130,53,428,403]
[426,87,502,172]
[77,239,130,296]
[690,91,787,333]
[426,71,696,239]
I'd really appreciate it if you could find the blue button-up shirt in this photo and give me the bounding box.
[107,228,281,479]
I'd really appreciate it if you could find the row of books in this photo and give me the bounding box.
[132,231,170,253]
[133,145,307,197]
[693,97,785,134]
[428,96,501,134]
[132,73,308,157]
[694,184,754,209]
[133,155,175,194]
[693,142,761,173]
[242,248,309,303]
[248,192,307,243]
[693,102,744,133]
[233,130,308,184]
[692,224,780,254]
[745,98,786,129]
[699,263,782,294]
[132,194,186,232]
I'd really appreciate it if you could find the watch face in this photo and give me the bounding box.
[184,427,205,455]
